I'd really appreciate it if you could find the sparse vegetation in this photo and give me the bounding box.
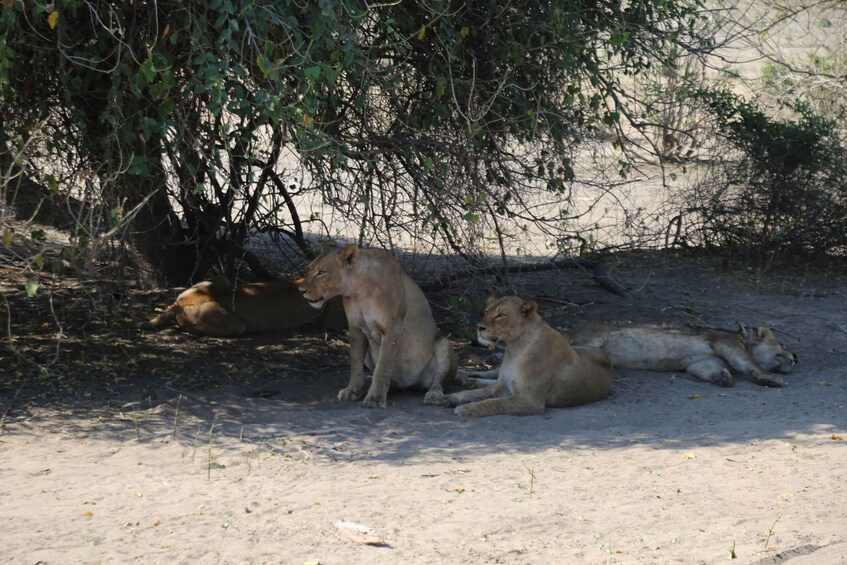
[678,91,847,267]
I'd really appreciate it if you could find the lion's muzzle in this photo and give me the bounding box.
[476,331,496,348]
[299,286,325,309]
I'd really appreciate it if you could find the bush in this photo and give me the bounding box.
[678,91,847,265]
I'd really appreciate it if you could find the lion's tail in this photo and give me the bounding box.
[140,302,180,331]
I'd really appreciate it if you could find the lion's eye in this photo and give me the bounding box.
[317,270,326,277]
[494,313,504,320]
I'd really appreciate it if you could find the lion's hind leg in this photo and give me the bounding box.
[177,303,248,337]
[422,336,459,406]
[685,357,734,387]
[141,303,180,331]
[454,395,545,418]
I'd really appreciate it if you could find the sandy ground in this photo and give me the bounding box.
[1,253,846,564]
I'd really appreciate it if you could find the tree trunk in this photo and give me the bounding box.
[121,156,199,288]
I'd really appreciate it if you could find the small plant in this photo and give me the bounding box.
[764,513,782,550]
[523,463,536,498]
[171,394,183,442]
[207,422,218,481]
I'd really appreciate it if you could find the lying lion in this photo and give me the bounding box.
[443,296,614,417]
[299,244,458,408]
[143,277,346,337]
[566,324,797,387]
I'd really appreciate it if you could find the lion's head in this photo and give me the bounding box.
[476,296,540,346]
[299,243,359,309]
[748,327,797,374]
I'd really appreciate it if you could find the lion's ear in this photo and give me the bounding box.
[485,296,497,307]
[757,327,775,341]
[208,274,230,287]
[319,240,338,255]
[338,244,360,265]
[519,300,538,317]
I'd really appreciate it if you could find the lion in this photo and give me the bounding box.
[443,296,614,417]
[298,243,458,408]
[142,277,347,337]
[566,324,797,387]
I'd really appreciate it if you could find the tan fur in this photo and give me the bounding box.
[142,277,347,337]
[299,244,458,408]
[446,296,614,417]
[567,324,797,387]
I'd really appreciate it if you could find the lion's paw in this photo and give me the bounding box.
[753,373,786,388]
[361,393,387,409]
[453,404,481,418]
[423,390,451,406]
[714,369,735,388]
[338,386,365,402]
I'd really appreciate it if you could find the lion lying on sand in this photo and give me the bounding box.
[143,278,346,337]
[443,296,614,417]
[298,244,458,408]
[566,324,797,387]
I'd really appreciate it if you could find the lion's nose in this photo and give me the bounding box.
[477,324,486,333]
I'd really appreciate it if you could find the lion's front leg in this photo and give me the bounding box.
[361,330,402,408]
[454,395,545,418]
[339,327,368,402]
[714,343,786,387]
[444,381,505,407]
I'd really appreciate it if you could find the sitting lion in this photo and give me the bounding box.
[298,244,458,408]
[143,277,346,337]
[566,324,797,387]
[444,296,614,417]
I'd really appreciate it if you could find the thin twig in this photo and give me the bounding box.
[172,394,183,441]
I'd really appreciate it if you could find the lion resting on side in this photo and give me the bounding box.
[143,278,346,337]
[566,324,797,387]
[298,244,458,408]
[444,296,614,417]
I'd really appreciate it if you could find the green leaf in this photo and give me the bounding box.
[610,30,630,46]
[45,174,59,193]
[256,54,270,76]
[25,280,39,297]
[435,77,447,98]
[111,206,124,227]
[34,253,45,269]
[128,155,150,176]
[139,58,156,83]
[463,212,480,224]
[304,66,321,82]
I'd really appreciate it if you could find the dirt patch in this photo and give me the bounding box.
[1,251,846,563]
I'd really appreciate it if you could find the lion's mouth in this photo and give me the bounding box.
[305,297,325,309]
[476,333,497,348]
